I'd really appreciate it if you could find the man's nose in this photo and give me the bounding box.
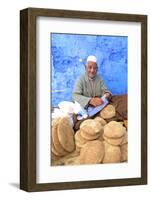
[90,68,96,73]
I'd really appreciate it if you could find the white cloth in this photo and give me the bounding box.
[52,101,88,127]
[86,55,97,63]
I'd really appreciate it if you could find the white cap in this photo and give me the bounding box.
[86,55,97,63]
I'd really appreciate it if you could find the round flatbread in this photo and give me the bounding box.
[51,140,62,156]
[103,141,121,163]
[75,139,86,148]
[103,135,124,146]
[52,120,68,156]
[100,104,116,119]
[80,119,103,136]
[94,117,107,126]
[58,117,75,152]
[75,130,88,148]
[79,140,105,164]
[75,130,87,144]
[80,130,101,141]
[104,121,126,139]
[75,141,85,148]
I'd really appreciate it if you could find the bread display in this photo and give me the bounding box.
[51,115,128,166]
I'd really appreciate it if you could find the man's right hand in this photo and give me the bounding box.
[89,97,104,107]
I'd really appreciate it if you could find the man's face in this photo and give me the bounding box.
[86,61,98,78]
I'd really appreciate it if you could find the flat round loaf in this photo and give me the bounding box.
[104,121,126,139]
[94,117,107,126]
[75,131,87,148]
[100,104,116,119]
[103,141,121,163]
[51,140,62,156]
[52,120,68,156]
[80,130,101,141]
[75,130,87,145]
[103,135,124,146]
[79,140,105,164]
[120,143,128,162]
[80,119,103,136]
[58,117,75,152]
[75,136,87,148]
[75,141,85,148]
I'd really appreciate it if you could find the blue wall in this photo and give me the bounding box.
[51,33,128,107]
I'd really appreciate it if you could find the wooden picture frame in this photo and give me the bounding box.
[20,7,147,192]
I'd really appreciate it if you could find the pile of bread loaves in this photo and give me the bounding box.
[51,104,128,166]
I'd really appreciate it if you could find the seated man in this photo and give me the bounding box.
[72,55,112,109]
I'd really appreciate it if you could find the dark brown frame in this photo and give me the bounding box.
[20,7,147,192]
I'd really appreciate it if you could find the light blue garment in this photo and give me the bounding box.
[76,105,88,120]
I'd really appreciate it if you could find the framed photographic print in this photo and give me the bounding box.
[20,7,147,192]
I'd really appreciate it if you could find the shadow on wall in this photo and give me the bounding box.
[51,33,128,107]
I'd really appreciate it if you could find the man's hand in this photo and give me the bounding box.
[89,97,104,107]
[103,92,111,100]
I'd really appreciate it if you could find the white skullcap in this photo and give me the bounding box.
[86,55,97,63]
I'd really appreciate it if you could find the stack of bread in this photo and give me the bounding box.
[100,105,128,163]
[51,104,128,166]
[102,121,127,163]
[75,119,104,149]
[74,119,105,164]
[51,117,76,165]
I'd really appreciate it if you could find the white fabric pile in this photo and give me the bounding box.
[52,101,88,127]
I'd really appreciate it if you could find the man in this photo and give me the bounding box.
[72,55,112,109]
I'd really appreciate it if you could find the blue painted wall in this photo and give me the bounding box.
[51,33,128,107]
